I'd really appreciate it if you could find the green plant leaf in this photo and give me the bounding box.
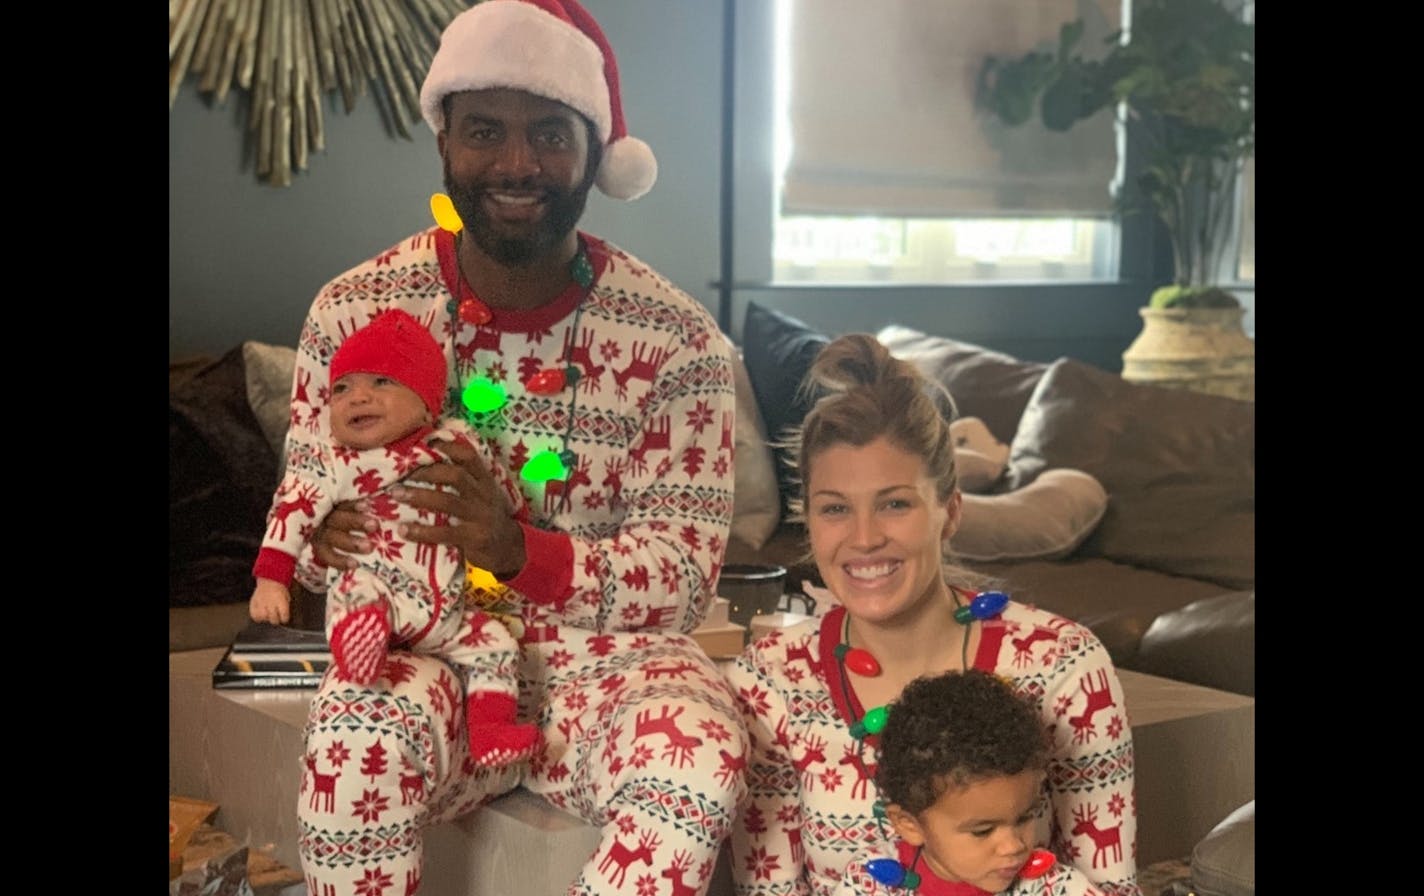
[1041,66,1088,131]
[975,0,1253,288]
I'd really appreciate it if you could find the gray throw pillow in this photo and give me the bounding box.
[950,469,1108,563]
[241,341,298,469]
[1004,358,1254,590]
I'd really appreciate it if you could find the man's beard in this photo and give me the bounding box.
[443,160,593,267]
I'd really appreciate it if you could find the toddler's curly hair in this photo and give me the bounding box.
[875,669,1049,815]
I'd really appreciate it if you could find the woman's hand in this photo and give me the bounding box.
[311,499,376,570]
[395,437,527,578]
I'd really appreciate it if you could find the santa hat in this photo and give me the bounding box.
[330,309,447,418]
[418,0,657,201]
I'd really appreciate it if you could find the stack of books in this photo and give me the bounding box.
[213,600,752,687]
[211,621,330,689]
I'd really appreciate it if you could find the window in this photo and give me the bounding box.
[772,216,1109,283]
[771,0,1121,285]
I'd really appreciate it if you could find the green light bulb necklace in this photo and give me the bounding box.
[447,230,595,503]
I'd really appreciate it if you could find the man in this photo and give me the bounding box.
[286,2,746,893]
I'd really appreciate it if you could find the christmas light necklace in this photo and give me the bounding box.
[832,588,1054,890]
[431,193,593,497]
[834,588,1008,738]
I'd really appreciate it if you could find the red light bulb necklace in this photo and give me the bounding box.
[836,589,1008,738]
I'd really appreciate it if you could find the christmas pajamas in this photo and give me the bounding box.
[255,420,533,759]
[288,229,745,895]
[724,602,1142,896]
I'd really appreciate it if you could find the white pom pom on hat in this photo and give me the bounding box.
[419,0,658,201]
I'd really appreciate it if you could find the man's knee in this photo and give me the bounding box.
[616,688,749,810]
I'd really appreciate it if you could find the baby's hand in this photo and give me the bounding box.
[249,579,292,625]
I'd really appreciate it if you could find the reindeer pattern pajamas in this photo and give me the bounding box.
[254,419,527,703]
[289,228,747,896]
[724,602,1141,896]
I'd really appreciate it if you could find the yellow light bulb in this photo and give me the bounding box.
[430,193,464,233]
[465,565,498,591]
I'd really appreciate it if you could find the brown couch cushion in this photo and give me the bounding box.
[876,325,1048,445]
[961,557,1232,665]
[1191,800,1254,896]
[1003,359,1254,590]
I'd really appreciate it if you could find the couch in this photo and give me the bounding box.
[170,303,1254,699]
[722,303,1255,698]
[170,303,1254,892]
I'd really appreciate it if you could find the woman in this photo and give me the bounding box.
[724,333,1139,896]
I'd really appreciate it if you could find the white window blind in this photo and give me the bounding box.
[781,0,1123,219]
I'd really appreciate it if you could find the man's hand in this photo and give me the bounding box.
[250,578,293,625]
[311,499,377,570]
[395,437,527,578]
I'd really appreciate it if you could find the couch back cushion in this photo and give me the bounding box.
[876,325,1048,445]
[1004,358,1254,589]
[742,311,1057,515]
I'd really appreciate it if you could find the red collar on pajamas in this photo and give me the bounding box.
[817,604,1013,750]
[895,841,996,896]
[818,606,881,749]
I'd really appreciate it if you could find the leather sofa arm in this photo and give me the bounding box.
[1128,591,1255,696]
[1192,800,1254,896]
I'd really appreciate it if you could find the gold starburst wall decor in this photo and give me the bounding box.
[169,0,474,186]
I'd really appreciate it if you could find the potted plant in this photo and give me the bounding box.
[976,0,1255,399]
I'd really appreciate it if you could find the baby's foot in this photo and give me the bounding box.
[465,691,541,767]
[469,723,542,768]
[329,605,390,685]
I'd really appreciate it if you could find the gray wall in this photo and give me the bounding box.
[169,0,725,361]
[169,0,1253,371]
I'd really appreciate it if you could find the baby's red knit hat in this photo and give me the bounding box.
[329,309,446,417]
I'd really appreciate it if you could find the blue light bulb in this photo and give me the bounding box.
[865,858,907,887]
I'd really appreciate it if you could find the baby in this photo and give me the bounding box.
[249,308,539,766]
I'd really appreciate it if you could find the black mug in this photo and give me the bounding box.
[719,564,788,628]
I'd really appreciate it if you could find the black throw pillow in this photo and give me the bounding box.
[740,303,831,515]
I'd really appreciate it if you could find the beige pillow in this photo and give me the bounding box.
[727,338,783,550]
[241,341,297,465]
[949,469,1107,563]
